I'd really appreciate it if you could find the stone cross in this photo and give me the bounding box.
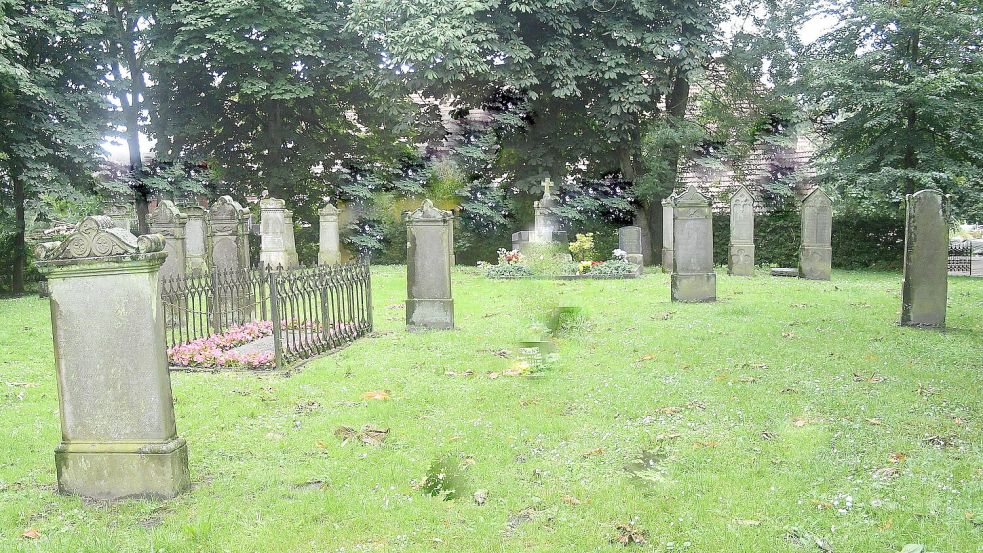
[671,186,716,302]
[405,200,454,330]
[728,185,755,276]
[149,200,188,280]
[207,196,250,272]
[618,226,644,266]
[183,205,207,274]
[901,189,948,327]
[34,216,190,500]
[798,188,833,280]
[259,198,299,269]
[318,203,341,265]
[661,193,676,273]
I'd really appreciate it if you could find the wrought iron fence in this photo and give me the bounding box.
[160,261,372,369]
[947,243,975,275]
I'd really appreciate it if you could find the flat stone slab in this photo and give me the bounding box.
[771,268,799,277]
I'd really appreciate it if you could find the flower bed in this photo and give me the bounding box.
[483,245,640,280]
[167,321,276,370]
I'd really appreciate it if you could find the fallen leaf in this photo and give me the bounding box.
[315,440,328,449]
[694,440,719,448]
[888,452,907,464]
[22,528,40,539]
[880,518,893,531]
[953,417,964,425]
[735,519,761,526]
[334,426,358,442]
[782,332,797,339]
[611,523,647,546]
[493,349,510,357]
[737,375,758,383]
[813,500,834,510]
[865,418,884,426]
[361,390,391,401]
[487,372,501,380]
[6,382,38,388]
[793,418,809,428]
[761,431,776,440]
[562,495,582,505]
[659,406,682,415]
[359,425,389,446]
[873,466,899,480]
[582,447,605,458]
[923,435,953,448]
[639,355,656,361]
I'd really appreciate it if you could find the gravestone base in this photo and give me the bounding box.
[729,245,755,276]
[671,273,716,302]
[661,248,674,273]
[771,267,799,277]
[55,438,190,500]
[627,254,644,267]
[798,246,832,280]
[406,299,454,331]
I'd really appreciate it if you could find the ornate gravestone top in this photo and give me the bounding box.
[319,203,339,217]
[150,200,188,229]
[36,216,164,262]
[405,199,453,222]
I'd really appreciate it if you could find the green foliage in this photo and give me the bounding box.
[804,0,983,220]
[586,259,638,275]
[567,233,597,263]
[522,243,577,276]
[484,263,534,278]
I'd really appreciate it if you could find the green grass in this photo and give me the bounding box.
[1,267,981,552]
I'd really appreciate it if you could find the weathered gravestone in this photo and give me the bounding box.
[728,185,755,276]
[632,210,653,265]
[799,188,833,280]
[901,189,948,327]
[149,200,188,280]
[35,216,190,500]
[512,178,568,252]
[183,205,207,274]
[318,203,341,265]
[671,186,716,302]
[103,203,134,233]
[662,193,676,273]
[207,196,250,272]
[618,226,645,267]
[259,198,299,269]
[405,200,454,330]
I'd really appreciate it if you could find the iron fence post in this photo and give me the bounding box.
[269,270,284,369]
[209,270,222,336]
[365,261,373,332]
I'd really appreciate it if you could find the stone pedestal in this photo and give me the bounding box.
[618,226,644,266]
[799,188,833,280]
[318,203,341,265]
[671,186,716,302]
[35,216,190,500]
[259,198,299,269]
[405,200,454,330]
[149,200,188,280]
[901,190,948,327]
[512,178,568,252]
[183,206,208,274]
[661,195,675,273]
[728,185,755,276]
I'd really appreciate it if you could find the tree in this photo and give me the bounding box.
[805,0,983,220]
[0,0,109,292]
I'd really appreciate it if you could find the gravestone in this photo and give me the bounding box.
[183,205,207,274]
[405,200,454,330]
[512,178,568,252]
[661,194,676,273]
[35,216,190,500]
[618,226,645,266]
[900,190,948,327]
[799,188,833,280]
[632,210,653,265]
[318,203,341,265]
[149,200,188,280]
[671,186,716,302]
[207,196,250,272]
[728,186,755,276]
[103,203,134,233]
[259,198,299,269]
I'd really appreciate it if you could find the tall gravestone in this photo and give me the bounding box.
[671,186,716,302]
[618,226,645,266]
[259,198,299,269]
[183,205,207,274]
[799,188,833,280]
[512,178,568,252]
[901,190,948,327]
[207,196,250,272]
[405,200,454,330]
[318,203,341,265]
[661,193,676,273]
[149,200,188,280]
[35,216,190,499]
[728,185,755,276]
[632,210,653,265]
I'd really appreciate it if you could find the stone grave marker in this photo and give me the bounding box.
[405,200,454,330]
[671,186,716,302]
[901,189,948,327]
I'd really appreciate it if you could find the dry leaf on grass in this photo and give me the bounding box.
[582,447,605,458]
[639,355,656,361]
[873,466,899,480]
[22,528,40,539]
[735,519,761,526]
[611,523,647,546]
[866,418,884,426]
[659,406,682,415]
[361,390,391,401]
[888,452,907,463]
[359,425,390,446]
[562,495,582,505]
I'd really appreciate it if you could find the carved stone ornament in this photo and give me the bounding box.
[35,216,164,261]
[672,185,710,208]
[319,203,339,216]
[405,199,453,222]
[208,195,247,221]
[150,200,188,226]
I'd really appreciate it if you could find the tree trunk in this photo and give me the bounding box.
[11,164,26,294]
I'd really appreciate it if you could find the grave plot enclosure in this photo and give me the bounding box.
[160,261,372,369]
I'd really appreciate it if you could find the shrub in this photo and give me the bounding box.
[587,259,639,275]
[485,263,534,278]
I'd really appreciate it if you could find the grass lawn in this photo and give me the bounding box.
[1,267,981,552]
